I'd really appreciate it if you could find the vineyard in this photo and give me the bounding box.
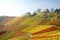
[0,15,60,40]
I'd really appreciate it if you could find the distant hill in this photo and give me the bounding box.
[0,16,14,28]
[0,16,9,22]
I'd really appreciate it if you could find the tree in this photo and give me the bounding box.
[43,9,49,18]
[55,8,59,13]
[36,9,41,16]
[59,8,60,12]
[32,11,37,16]
[46,9,49,13]
[50,8,55,18]
[51,8,54,12]
[37,9,41,12]
[58,8,60,19]
[25,12,31,17]
[43,9,49,13]
[54,8,59,19]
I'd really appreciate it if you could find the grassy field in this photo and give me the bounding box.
[5,17,21,26]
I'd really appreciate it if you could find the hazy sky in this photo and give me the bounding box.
[0,0,60,16]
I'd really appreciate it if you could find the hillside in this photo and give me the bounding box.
[0,15,60,40]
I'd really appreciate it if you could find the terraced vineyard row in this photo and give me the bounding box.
[22,25,53,34]
[32,26,58,35]
[0,31,16,40]
[29,36,60,40]
[32,30,59,37]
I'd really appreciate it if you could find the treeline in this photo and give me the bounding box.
[24,8,60,19]
[0,8,60,20]
[0,16,9,22]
